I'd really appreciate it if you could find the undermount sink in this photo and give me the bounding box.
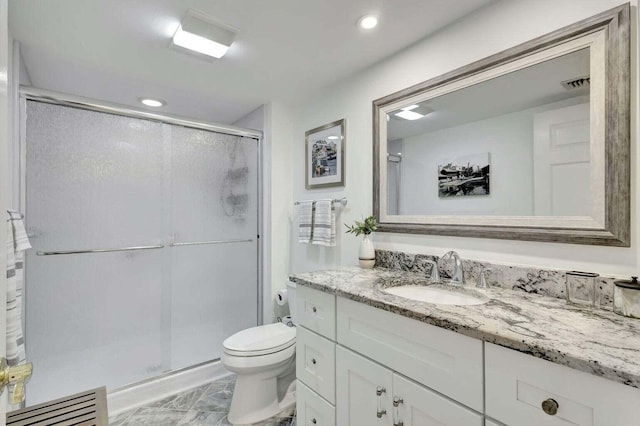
[383,284,489,306]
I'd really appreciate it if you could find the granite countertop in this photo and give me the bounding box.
[289,267,640,389]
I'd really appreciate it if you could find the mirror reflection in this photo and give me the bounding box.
[386,48,590,217]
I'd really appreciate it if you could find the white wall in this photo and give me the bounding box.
[399,97,588,216]
[401,108,533,216]
[263,102,295,321]
[0,0,10,417]
[286,0,640,278]
[232,105,265,132]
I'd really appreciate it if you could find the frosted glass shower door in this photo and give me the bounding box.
[24,100,261,406]
[25,101,167,404]
[169,126,259,369]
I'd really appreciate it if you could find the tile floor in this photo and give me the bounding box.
[109,375,296,426]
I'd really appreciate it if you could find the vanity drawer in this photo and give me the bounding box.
[297,380,335,426]
[297,285,336,340]
[485,343,640,426]
[296,326,336,404]
[336,297,483,412]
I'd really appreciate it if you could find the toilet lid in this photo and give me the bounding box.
[223,323,296,357]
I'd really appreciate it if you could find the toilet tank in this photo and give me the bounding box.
[286,280,297,324]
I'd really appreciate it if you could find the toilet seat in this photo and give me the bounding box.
[223,323,296,357]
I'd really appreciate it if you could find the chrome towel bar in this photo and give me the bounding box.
[294,197,347,206]
[170,238,253,247]
[36,244,164,256]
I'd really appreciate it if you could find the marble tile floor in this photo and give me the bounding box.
[109,375,296,426]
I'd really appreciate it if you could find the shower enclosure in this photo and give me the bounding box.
[20,94,261,405]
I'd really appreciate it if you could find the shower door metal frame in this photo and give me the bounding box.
[17,87,266,372]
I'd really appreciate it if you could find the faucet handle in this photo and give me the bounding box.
[476,267,492,288]
[423,260,440,283]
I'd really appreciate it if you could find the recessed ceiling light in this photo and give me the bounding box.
[394,104,434,120]
[358,15,378,30]
[172,10,236,59]
[139,98,166,108]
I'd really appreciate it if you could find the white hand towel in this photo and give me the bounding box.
[298,201,315,243]
[312,200,336,247]
[7,211,31,252]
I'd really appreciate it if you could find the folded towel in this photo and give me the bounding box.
[298,201,315,243]
[6,210,30,410]
[7,211,31,252]
[312,200,336,247]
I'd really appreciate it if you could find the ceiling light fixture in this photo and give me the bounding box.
[172,10,236,59]
[358,15,378,30]
[394,104,434,121]
[139,98,166,107]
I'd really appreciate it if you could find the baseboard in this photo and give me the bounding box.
[107,360,230,416]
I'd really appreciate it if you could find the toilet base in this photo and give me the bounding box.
[227,358,296,425]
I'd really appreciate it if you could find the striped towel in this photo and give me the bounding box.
[6,211,31,409]
[298,201,315,243]
[312,200,336,247]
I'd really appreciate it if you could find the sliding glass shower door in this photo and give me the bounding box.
[24,100,259,404]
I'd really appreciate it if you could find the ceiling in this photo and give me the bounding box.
[387,48,591,140]
[9,0,493,125]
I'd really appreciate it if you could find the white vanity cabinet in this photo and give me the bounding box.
[485,343,640,426]
[295,283,640,426]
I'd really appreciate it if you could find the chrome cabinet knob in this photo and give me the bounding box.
[311,358,317,365]
[541,398,559,415]
[312,306,317,313]
[311,418,317,424]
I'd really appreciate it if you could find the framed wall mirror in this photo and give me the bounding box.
[373,4,630,246]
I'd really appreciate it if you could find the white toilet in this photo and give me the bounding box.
[221,281,297,425]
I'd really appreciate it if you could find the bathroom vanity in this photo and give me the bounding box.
[291,267,640,426]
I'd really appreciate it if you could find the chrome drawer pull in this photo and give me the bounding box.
[376,386,387,418]
[542,398,559,415]
[393,396,404,425]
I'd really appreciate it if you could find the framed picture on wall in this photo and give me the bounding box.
[305,119,346,189]
[438,152,491,197]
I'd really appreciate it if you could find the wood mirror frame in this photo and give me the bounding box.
[372,4,630,246]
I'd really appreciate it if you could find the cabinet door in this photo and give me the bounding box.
[392,374,483,426]
[336,346,393,426]
[297,380,335,426]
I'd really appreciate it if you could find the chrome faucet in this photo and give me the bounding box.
[423,259,440,283]
[439,251,465,285]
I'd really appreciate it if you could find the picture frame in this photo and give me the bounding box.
[438,152,491,198]
[305,118,346,189]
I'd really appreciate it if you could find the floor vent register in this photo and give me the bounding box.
[7,387,108,426]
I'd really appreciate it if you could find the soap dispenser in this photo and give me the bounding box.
[613,276,640,319]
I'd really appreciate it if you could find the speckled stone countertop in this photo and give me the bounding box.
[290,267,640,389]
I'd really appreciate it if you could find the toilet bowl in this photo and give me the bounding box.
[221,281,297,425]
